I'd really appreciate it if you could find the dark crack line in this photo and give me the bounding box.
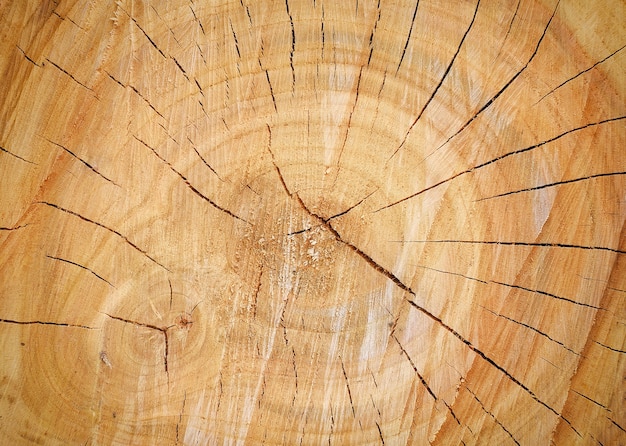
[376,115,626,211]
[0,318,96,329]
[375,421,385,445]
[480,305,580,355]
[285,0,296,91]
[390,239,625,256]
[189,5,206,36]
[46,255,115,288]
[393,334,461,425]
[493,0,520,64]
[478,171,626,201]
[46,58,95,93]
[396,0,420,74]
[608,417,626,433]
[175,391,186,444]
[103,313,170,373]
[187,137,224,181]
[367,0,381,66]
[37,201,170,270]
[45,138,118,185]
[431,0,560,154]
[491,280,601,310]
[16,45,42,67]
[327,188,378,221]
[0,224,29,231]
[125,10,167,58]
[134,136,247,223]
[340,357,356,417]
[404,299,571,423]
[0,145,36,164]
[415,264,488,284]
[266,137,569,419]
[595,340,626,354]
[571,389,611,411]
[171,56,190,82]
[337,65,363,167]
[106,71,165,119]
[465,386,520,445]
[536,42,626,104]
[390,0,480,160]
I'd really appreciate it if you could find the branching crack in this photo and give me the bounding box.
[103,313,172,374]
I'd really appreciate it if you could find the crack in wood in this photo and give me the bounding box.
[133,136,248,223]
[391,239,626,256]
[432,0,560,154]
[0,144,37,165]
[0,318,96,329]
[396,0,420,74]
[37,201,170,270]
[390,0,480,160]
[46,254,115,288]
[340,357,356,418]
[480,305,579,355]
[465,385,521,445]
[536,42,626,104]
[45,138,118,185]
[103,313,172,374]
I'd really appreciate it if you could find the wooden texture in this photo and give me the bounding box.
[0,0,624,444]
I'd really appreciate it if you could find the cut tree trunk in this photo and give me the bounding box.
[0,1,624,445]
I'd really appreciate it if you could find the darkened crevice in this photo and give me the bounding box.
[45,138,118,185]
[103,312,171,373]
[393,334,461,425]
[377,113,626,213]
[46,254,115,288]
[46,58,95,93]
[390,0,481,160]
[480,305,579,355]
[0,318,96,329]
[396,0,420,74]
[389,239,625,256]
[432,0,560,153]
[537,42,626,104]
[37,201,170,270]
[134,136,248,224]
[465,385,521,445]
[478,171,626,201]
[340,357,356,417]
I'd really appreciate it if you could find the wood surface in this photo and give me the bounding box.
[0,0,625,444]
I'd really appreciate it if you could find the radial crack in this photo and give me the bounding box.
[46,254,115,288]
[390,0,480,160]
[38,201,169,270]
[134,136,247,223]
[0,318,96,329]
[432,0,560,153]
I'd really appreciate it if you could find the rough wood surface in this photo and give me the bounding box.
[0,1,624,444]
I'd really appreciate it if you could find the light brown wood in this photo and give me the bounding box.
[0,1,624,444]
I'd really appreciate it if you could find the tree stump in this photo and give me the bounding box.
[0,1,624,444]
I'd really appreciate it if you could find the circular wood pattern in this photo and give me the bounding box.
[0,1,624,444]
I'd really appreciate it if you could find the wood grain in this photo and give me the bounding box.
[0,0,624,444]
